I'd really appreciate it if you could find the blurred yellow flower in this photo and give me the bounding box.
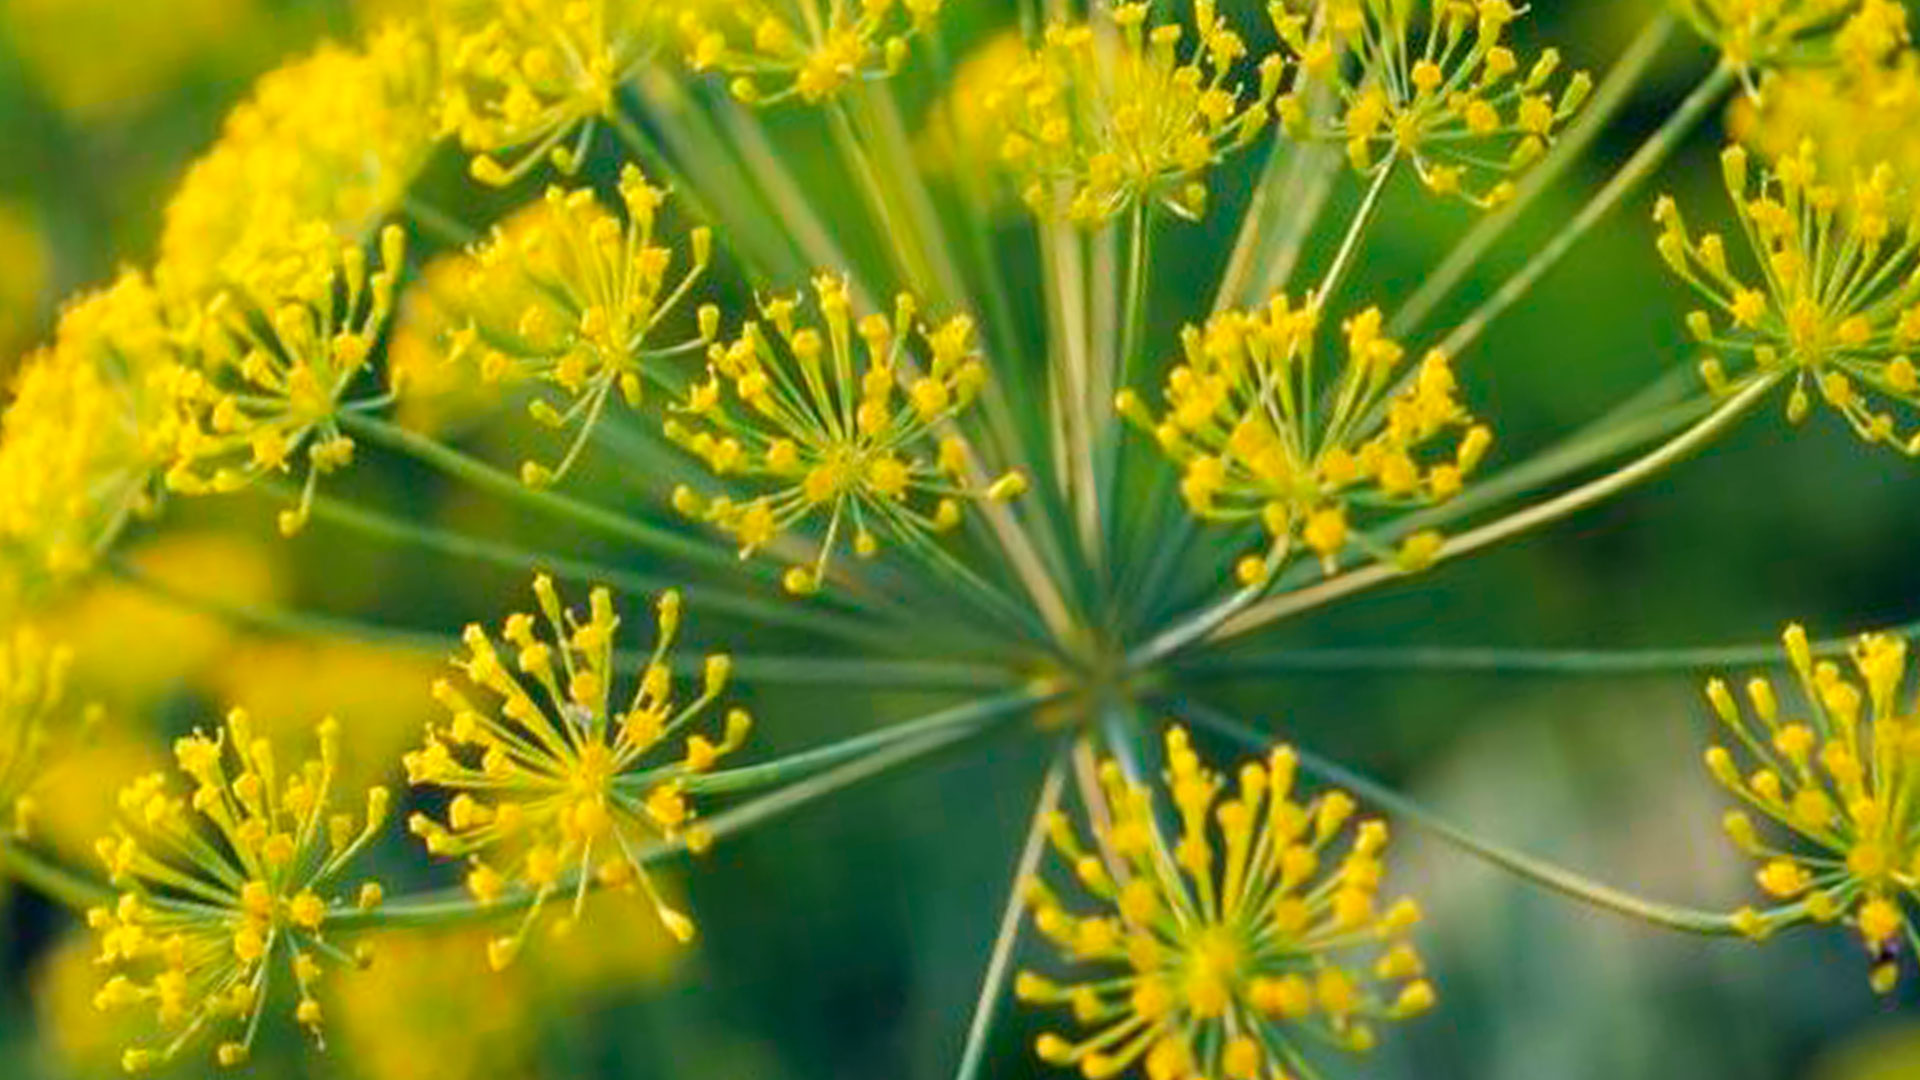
[3,0,260,118]
[0,201,50,355]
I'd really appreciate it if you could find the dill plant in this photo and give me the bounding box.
[0,0,1918,1076]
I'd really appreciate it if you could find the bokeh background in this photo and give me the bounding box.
[3,1,1920,1077]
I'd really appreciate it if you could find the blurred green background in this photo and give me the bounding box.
[4,1,1920,1078]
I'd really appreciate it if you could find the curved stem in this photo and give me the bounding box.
[1390,13,1679,338]
[0,839,115,910]
[1434,61,1736,360]
[1213,375,1777,643]
[1168,697,1771,936]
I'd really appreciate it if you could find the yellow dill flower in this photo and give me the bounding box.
[1671,0,1907,72]
[1733,50,1920,216]
[0,273,185,580]
[2,0,259,119]
[403,575,751,968]
[441,166,717,486]
[159,23,438,299]
[1272,0,1591,209]
[1118,295,1491,579]
[1703,625,1920,994]
[435,0,666,185]
[0,627,73,841]
[88,709,389,1071]
[0,201,50,354]
[387,246,514,437]
[986,1,1282,224]
[679,0,941,105]
[166,224,407,535]
[1018,726,1433,1080]
[1656,143,1920,453]
[666,276,1025,595]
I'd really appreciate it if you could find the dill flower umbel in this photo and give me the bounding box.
[434,0,664,185]
[166,224,407,535]
[1656,143,1920,453]
[1671,0,1908,72]
[404,576,751,968]
[1019,727,1433,1079]
[88,709,389,1071]
[1272,0,1590,208]
[1734,50,1920,214]
[986,1,1282,224]
[1702,626,1920,993]
[666,276,1025,595]
[442,166,717,485]
[679,0,941,105]
[1120,296,1491,578]
[0,628,73,840]
[158,22,438,298]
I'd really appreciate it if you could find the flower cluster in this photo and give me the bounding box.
[405,576,751,969]
[165,225,407,536]
[158,22,437,298]
[667,277,1024,595]
[1671,0,1908,72]
[1703,626,1920,993]
[679,0,942,105]
[1734,49,1920,215]
[439,166,717,485]
[1656,143,1920,453]
[1020,726,1433,1079]
[1120,296,1490,579]
[434,0,665,185]
[1273,0,1591,208]
[984,1,1282,224]
[88,710,388,1070]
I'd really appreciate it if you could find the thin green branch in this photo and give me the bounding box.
[0,840,116,910]
[1168,697,1778,936]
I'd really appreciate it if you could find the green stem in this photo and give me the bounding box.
[1390,13,1679,338]
[953,748,1068,1080]
[1434,60,1736,360]
[0,840,115,911]
[1213,375,1776,643]
[1168,697,1769,936]
[402,196,480,249]
[336,693,1042,932]
[1315,155,1397,309]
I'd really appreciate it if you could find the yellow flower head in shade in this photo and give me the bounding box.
[0,273,187,581]
[1702,625,1920,994]
[159,22,438,300]
[1119,295,1491,579]
[403,576,752,968]
[1733,50,1920,218]
[1670,0,1907,73]
[0,628,75,841]
[435,0,666,186]
[679,0,941,105]
[165,224,407,536]
[444,166,718,486]
[88,710,389,1072]
[1018,726,1434,1080]
[666,276,1026,595]
[986,1,1282,225]
[1656,143,1920,453]
[1272,0,1591,209]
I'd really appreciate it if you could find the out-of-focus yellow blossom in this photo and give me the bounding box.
[434,0,666,185]
[919,29,1028,191]
[1119,296,1490,579]
[388,250,515,436]
[1733,50,1920,216]
[335,925,540,1080]
[2,0,259,119]
[166,224,407,535]
[210,638,443,795]
[0,273,186,582]
[1273,0,1591,209]
[405,576,751,968]
[442,167,717,486]
[30,730,168,867]
[667,276,1025,595]
[35,930,157,1077]
[46,531,279,711]
[1019,726,1434,1080]
[679,0,941,105]
[1671,0,1908,73]
[1656,143,1920,453]
[0,627,75,841]
[90,710,389,1071]
[1704,626,1920,994]
[986,2,1282,224]
[0,202,50,354]
[158,23,438,299]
